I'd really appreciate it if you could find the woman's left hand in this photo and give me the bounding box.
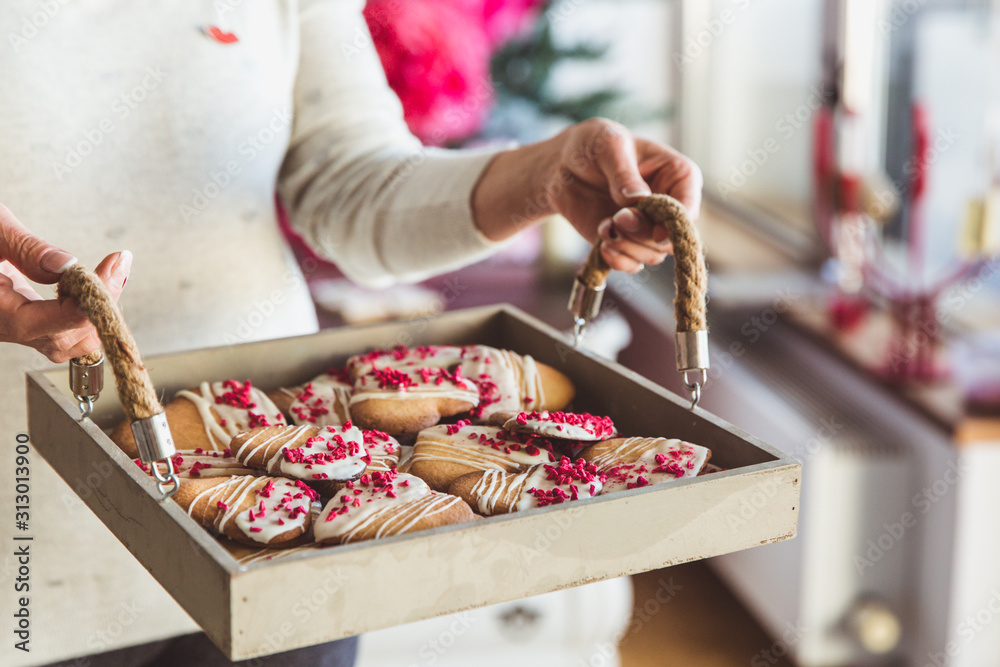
[473,117,703,273]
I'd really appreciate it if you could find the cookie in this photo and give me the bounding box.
[174,475,318,547]
[229,422,368,496]
[314,470,474,545]
[345,344,575,438]
[362,430,402,473]
[110,379,286,458]
[449,456,604,516]
[133,448,255,479]
[579,437,711,493]
[271,367,353,427]
[403,422,556,492]
[501,410,616,441]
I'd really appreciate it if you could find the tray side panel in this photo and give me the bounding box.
[227,463,800,660]
[26,375,234,650]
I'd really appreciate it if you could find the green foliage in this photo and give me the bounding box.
[490,0,625,124]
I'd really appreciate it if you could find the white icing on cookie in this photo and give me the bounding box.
[504,411,616,441]
[233,424,368,482]
[362,430,402,472]
[514,461,603,511]
[467,459,603,515]
[186,476,313,544]
[348,346,480,406]
[405,424,555,472]
[590,438,710,494]
[345,345,544,418]
[469,469,525,515]
[315,472,462,543]
[137,449,255,479]
[176,380,285,450]
[284,371,353,427]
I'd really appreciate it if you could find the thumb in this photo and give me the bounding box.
[0,203,78,283]
[592,127,652,207]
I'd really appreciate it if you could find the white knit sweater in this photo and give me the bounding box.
[0,1,504,664]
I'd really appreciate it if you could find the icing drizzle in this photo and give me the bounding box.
[468,456,604,515]
[233,423,368,482]
[186,476,317,544]
[285,369,353,427]
[176,380,286,450]
[345,345,544,419]
[315,471,461,543]
[590,438,710,493]
[506,410,616,441]
[134,447,252,479]
[404,424,555,473]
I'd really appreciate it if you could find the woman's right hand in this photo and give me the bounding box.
[0,203,131,363]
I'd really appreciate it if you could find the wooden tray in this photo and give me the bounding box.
[26,304,800,660]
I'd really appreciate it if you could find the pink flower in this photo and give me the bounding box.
[482,0,546,48]
[364,0,545,146]
[365,0,494,146]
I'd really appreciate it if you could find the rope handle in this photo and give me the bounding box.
[58,265,179,497]
[577,194,708,332]
[571,193,710,408]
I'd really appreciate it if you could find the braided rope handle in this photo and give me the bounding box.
[57,265,178,497]
[577,194,708,333]
[57,265,163,421]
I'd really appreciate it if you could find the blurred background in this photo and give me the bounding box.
[284,1,1000,665]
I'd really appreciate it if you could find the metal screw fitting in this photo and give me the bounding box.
[676,330,710,409]
[70,356,104,419]
[131,412,177,464]
[568,278,606,345]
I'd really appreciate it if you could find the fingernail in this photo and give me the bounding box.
[40,250,78,274]
[597,218,620,241]
[622,186,651,199]
[112,250,133,284]
[613,208,641,233]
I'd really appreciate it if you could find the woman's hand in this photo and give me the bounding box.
[472,117,703,273]
[0,203,131,362]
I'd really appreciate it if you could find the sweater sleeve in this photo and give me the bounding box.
[277,0,509,288]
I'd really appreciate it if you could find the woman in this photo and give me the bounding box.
[0,1,700,665]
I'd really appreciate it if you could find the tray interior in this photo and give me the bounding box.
[41,305,780,473]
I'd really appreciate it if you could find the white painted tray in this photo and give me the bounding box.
[26,305,800,660]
